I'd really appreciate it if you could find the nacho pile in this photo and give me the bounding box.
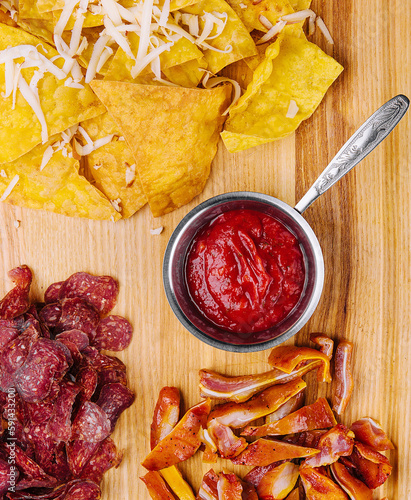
[0,0,342,220]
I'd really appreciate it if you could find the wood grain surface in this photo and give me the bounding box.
[0,0,410,498]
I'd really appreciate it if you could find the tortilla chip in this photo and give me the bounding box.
[80,113,147,218]
[289,0,312,10]
[0,24,105,164]
[181,0,257,74]
[17,17,55,44]
[225,0,294,32]
[163,58,208,87]
[104,32,206,85]
[0,140,119,220]
[36,0,65,13]
[90,81,231,217]
[0,9,17,27]
[52,9,104,30]
[18,0,44,19]
[221,34,343,153]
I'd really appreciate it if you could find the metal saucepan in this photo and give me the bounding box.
[163,94,409,352]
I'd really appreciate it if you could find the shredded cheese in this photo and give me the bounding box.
[125,163,136,186]
[286,99,299,118]
[0,174,19,202]
[202,73,242,116]
[110,198,122,212]
[316,16,334,44]
[40,145,54,171]
[0,170,7,178]
[257,19,287,44]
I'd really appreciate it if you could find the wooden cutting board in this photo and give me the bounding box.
[0,0,410,498]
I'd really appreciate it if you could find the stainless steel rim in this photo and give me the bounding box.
[163,192,324,352]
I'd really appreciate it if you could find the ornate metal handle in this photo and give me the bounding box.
[295,94,409,214]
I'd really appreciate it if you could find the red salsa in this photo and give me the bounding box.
[186,209,305,333]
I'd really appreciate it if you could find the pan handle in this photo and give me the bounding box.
[294,94,409,214]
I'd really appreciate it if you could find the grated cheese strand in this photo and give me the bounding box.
[40,145,54,171]
[158,0,171,27]
[257,19,287,44]
[0,174,19,202]
[17,75,48,143]
[136,0,155,64]
[131,41,173,78]
[286,99,299,118]
[203,74,242,116]
[316,16,334,44]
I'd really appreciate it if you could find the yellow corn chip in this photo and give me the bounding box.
[17,17,55,45]
[225,0,294,33]
[90,81,231,217]
[104,32,205,85]
[221,34,343,152]
[0,24,105,164]
[163,58,208,87]
[0,9,17,27]
[0,140,119,220]
[18,0,44,19]
[181,0,257,73]
[52,10,104,30]
[80,112,147,218]
[36,0,65,13]
[289,0,312,10]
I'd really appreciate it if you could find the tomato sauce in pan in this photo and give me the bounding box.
[186,209,306,334]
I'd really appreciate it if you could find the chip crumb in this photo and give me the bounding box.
[286,99,299,118]
[0,170,7,178]
[125,163,136,186]
[14,220,20,228]
[110,198,122,212]
[150,226,164,235]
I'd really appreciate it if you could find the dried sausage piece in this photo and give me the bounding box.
[55,298,100,339]
[76,367,98,404]
[0,266,32,320]
[55,330,89,352]
[79,438,123,485]
[31,435,71,483]
[1,325,39,374]
[96,383,135,432]
[57,339,82,369]
[14,339,71,403]
[4,443,56,488]
[92,315,133,352]
[0,320,20,352]
[46,380,80,442]
[67,440,100,477]
[62,479,101,500]
[95,367,127,399]
[71,402,111,443]
[59,272,119,316]
[44,281,64,304]
[39,303,62,330]
[0,458,16,495]
[80,347,126,374]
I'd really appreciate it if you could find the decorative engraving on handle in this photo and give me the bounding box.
[314,95,409,194]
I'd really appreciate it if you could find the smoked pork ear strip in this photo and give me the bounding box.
[268,345,332,383]
[199,360,322,403]
[242,397,336,437]
[231,438,319,466]
[142,399,211,471]
[207,378,306,429]
[332,340,354,415]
